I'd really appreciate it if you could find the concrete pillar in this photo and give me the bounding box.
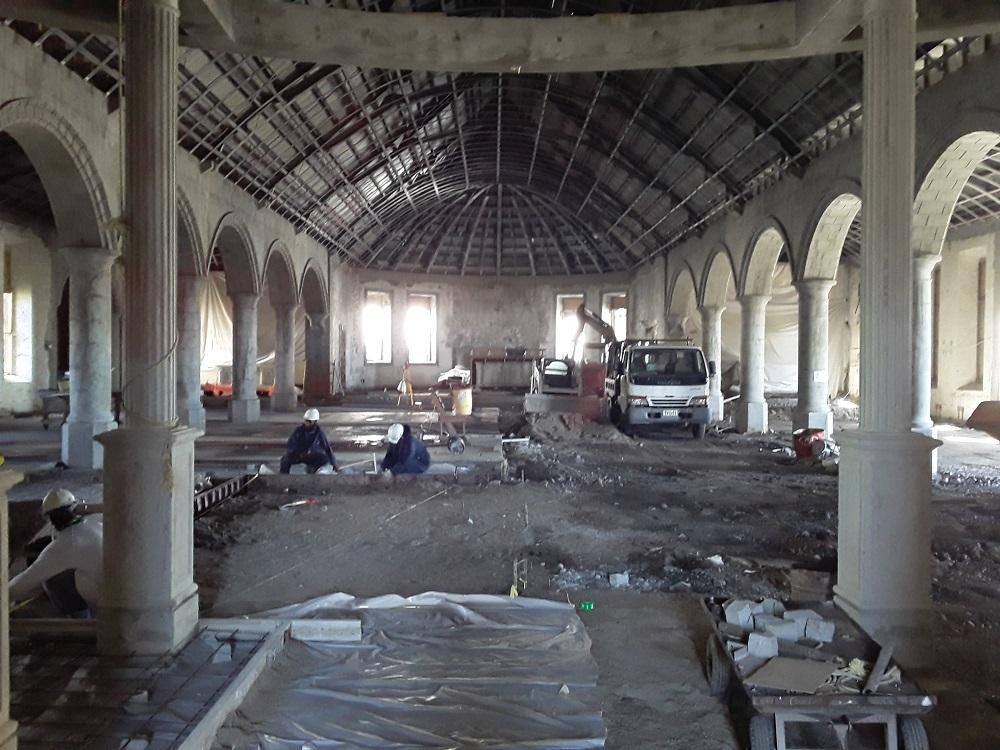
[97,0,199,656]
[0,470,23,750]
[794,279,835,434]
[304,312,332,399]
[272,303,298,412]
[911,254,941,433]
[59,247,118,469]
[835,0,939,646]
[992,236,1000,401]
[699,305,725,422]
[735,294,769,433]
[229,292,261,423]
[177,274,206,432]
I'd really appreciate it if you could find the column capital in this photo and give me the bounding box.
[59,245,118,269]
[737,293,770,310]
[699,304,725,318]
[306,310,330,326]
[793,278,836,297]
[913,254,942,279]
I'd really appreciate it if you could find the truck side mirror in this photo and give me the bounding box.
[709,360,717,376]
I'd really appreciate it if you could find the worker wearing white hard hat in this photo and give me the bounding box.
[380,423,431,476]
[280,408,338,474]
[9,489,103,617]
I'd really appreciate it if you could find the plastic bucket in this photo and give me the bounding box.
[452,385,473,416]
[792,428,825,458]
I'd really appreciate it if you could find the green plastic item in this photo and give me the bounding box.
[578,600,595,611]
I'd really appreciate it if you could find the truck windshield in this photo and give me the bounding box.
[629,349,706,386]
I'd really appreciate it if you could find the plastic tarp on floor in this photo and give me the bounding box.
[213,592,606,749]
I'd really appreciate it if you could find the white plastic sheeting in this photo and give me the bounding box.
[213,592,606,749]
[674,264,854,396]
[201,272,306,379]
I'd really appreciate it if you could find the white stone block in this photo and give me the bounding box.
[783,609,821,623]
[748,632,779,659]
[724,599,756,628]
[609,572,630,589]
[804,618,836,643]
[764,619,805,641]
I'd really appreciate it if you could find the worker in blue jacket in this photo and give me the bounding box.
[381,423,430,476]
[280,408,337,474]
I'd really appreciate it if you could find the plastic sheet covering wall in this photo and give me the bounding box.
[213,592,606,749]
[671,264,853,396]
[200,272,306,380]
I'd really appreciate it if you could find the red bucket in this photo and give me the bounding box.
[792,428,826,459]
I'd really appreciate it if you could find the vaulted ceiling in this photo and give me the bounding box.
[0,5,996,275]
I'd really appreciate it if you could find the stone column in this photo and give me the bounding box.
[271,303,298,412]
[229,292,261,423]
[60,247,118,469]
[0,469,23,750]
[835,0,939,646]
[735,294,769,433]
[304,312,332,400]
[794,279,835,434]
[177,274,206,432]
[699,305,724,422]
[97,0,199,656]
[911,254,941,433]
[992,237,1000,401]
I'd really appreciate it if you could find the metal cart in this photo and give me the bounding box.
[701,597,935,750]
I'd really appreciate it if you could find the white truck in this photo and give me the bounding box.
[605,338,716,439]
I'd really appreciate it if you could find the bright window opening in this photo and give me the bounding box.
[2,291,13,378]
[363,290,392,364]
[406,293,437,365]
[556,293,584,359]
[602,292,628,341]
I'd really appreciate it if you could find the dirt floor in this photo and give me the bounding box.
[186,400,1000,749]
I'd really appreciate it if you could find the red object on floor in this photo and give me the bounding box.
[202,383,233,397]
[792,428,826,458]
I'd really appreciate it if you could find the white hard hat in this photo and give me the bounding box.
[303,408,320,422]
[42,488,78,515]
[386,423,405,444]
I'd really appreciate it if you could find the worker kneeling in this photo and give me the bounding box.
[10,489,102,618]
[381,423,430,476]
[281,408,338,474]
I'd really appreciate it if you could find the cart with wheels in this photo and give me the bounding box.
[701,597,936,750]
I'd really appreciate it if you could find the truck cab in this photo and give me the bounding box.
[605,339,714,438]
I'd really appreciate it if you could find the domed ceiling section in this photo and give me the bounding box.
[0,10,991,274]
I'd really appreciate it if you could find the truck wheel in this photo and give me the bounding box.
[749,715,777,750]
[704,635,731,697]
[692,424,707,440]
[609,401,622,425]
[899,716,929,750]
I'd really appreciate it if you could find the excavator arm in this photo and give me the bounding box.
[572,303,617,357]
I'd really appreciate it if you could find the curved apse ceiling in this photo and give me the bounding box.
[0,5,988,275]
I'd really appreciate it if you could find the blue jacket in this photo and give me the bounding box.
[286,425,337,469]
[381,425,430,475]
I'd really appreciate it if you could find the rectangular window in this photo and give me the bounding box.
[976,257,987,386]
[2,290,13,378]
[555,293,585,359]
[363,290,392,364]
[406,293,437,365]
[931,266,940,389]
[602,292,628,341]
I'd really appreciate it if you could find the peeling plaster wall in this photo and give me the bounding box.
[336,269,630,391]
[932,229,999,421]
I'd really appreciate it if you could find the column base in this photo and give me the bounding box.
[228,397,260,424]
[835,430,940,656]
[178,404,206,434]
[793,407,833,435]
[271,389,298,412]
[0,719,17,750]
[912,424,939,475]
[61,418,117,469]
[735,400,768,434]
[709,391,724,424]
[96,426,200,655]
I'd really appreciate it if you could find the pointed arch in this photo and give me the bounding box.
[741,221,792,297]
[801,188,862,281]
[262,240,299,309]
[700,243,737,308]
[177,186,206,277]
[300,259,329,315]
